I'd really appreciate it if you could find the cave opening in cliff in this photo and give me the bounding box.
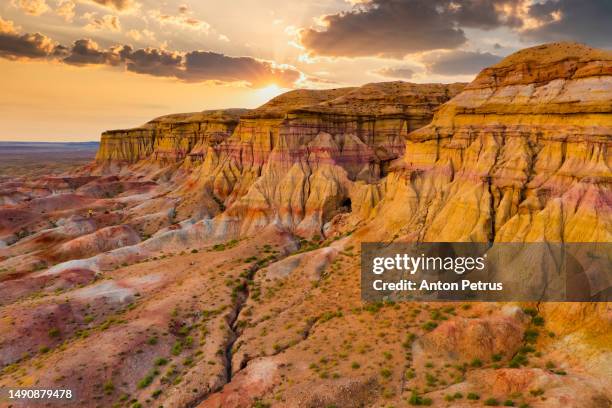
[341,197,352,212]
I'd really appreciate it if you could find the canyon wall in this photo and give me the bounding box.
[96,109,247,163]
[360,42,611,244]
[96,82,465,236]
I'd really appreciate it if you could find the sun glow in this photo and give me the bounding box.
[255,83,287,103]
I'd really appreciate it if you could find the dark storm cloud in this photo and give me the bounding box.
[447,0,525,29]
[522,0,612,47]
[374,66,415,79]
[299,0,612,58]
[299,0,467,57]
[63,39,125,65]
[298,0,533,57]
[423,50,503,75]
[0,18,301,87]
[0,31,61,59]
[180,51,300,87]
[124,47,183,77]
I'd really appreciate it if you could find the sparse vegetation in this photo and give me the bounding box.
[470,358,483,367]
[137,369,159,388]
[408,390,432,406]
[380,368,392,379]
[422,321,438,331]
[103,380,114,394]
[48,328,60,338]
[171,341,183,356]
[155,357,168,366]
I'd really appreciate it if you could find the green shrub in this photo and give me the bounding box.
[103,380,114,394]
[422,321,438,331]
[523,329,539,343]
[380,368,392,379]
[137,370,159,388]
[154,357,168,366]
[171,341,183,356]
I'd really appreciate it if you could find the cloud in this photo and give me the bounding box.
[179,51,301,87]
[62,38,126,65]
[11,0,50,16]
[298,0,612,58]
[88,0,135,11]
[84,14,121,32]
[521,0,612,47]
[126,28,155,42]
[149,9,210,33]
[0,31,61,59]
[0,17,65,60]
[56,0,75,22]
[0,17,19,34]
[374,66,414,79]
[423,50,503,76]
[123,46,183,77]
[0,21,301,87]
[299,0,467,57]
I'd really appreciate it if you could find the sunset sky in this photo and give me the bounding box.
[1,0,610,141]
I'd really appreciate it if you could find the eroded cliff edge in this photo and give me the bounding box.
[363,42,611,244]
[94,81,465,236]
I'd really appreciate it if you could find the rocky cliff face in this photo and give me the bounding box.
[96,82,464,236]
[360,42,611,244]
[96,109,247,163]
[349,42,612,391]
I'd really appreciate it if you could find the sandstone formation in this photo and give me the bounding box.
[96,109,247,164]
[363,42,611,244]
[96,82,464,236]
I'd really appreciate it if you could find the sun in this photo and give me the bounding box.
[255,83,287,102]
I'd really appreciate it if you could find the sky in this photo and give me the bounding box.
[0,0,611,141]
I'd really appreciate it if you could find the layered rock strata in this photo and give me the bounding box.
[96,82,465,235]
[96,109,247,163]
[362,42,611,244]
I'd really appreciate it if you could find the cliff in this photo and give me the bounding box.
[96,109,247,163]
[360,42,611,243]
[95,82,465,235]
